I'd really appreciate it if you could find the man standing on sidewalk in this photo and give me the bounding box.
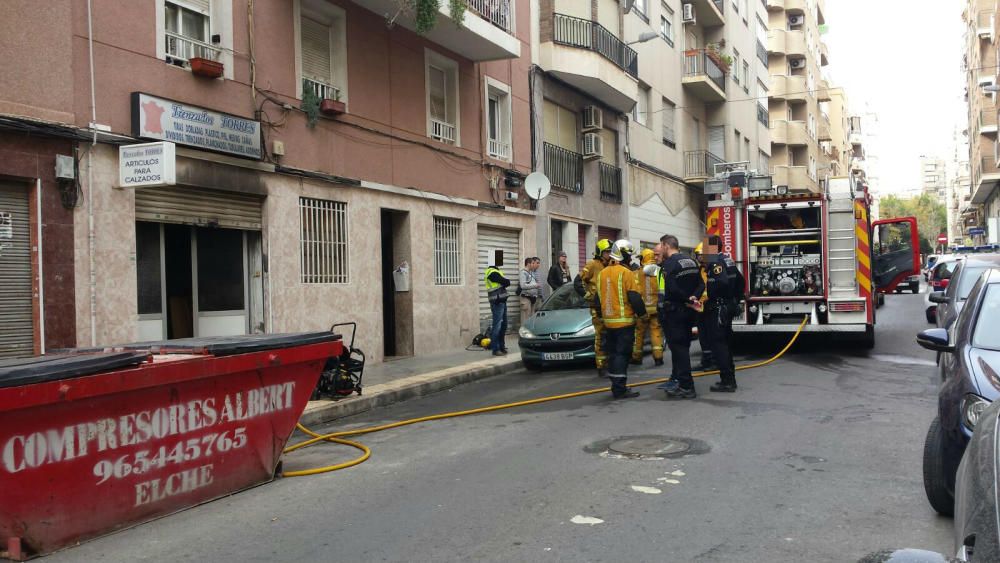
[594,240,647,399]
[519,257,542,321]
[631,248,664,367]
[484,262,511,356]
[576,239,613,377]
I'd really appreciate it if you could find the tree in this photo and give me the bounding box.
[878,193,947,253]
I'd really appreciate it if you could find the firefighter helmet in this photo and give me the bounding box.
[609,239,634,263]
[594,238,613,258]
[694,242,704,256]
[640,248,656,266]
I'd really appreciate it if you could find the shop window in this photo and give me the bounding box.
[300,197,349,284]
[434,217,462,285]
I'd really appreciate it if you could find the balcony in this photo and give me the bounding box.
[488,138,511,160]
[599,162,623,203]
[979,10,995,40]
[303,78,340,103]
[770,120,809,146]
[818,117,831,141]
[430,119,457,145]
[689,0,726,28]
[543,143,584,193]
[820,42,829,66]
[757,103,769,126]
[539,14,639,112]
[768,29,806,58]
[683,150,724,184]
[770,74,807,103]
[349,0,519,61]
[772,165,815,192]
[972,154,1000,204]
[756,40,768,66]
[817,79,831,102]
[165,31,223,67]
[850,157,865,173]
[682,49,726,102]
[981,109,998,137]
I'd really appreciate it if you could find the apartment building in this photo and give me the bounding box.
[619,0,771,250]
[765,0,830,193]
[0,0,533,361]
[920,155,948,201]
[964,0,1000,244]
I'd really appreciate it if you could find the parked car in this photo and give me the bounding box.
[931,256,1000,331]
[895,274,921,294]
[926,258,963,324]
[924,254,941,281]
[859,399,1000,562]
[916,268,1000,516]
[518,283,594,370]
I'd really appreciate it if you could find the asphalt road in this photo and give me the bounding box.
[51,290,952,562]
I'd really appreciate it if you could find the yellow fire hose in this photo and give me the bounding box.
[281,317,809,477]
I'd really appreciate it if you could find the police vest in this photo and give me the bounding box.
[484,267,508,303]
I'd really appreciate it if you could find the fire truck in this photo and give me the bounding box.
[703,163,920,348]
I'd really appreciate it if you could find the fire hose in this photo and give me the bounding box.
[280,316,809,477]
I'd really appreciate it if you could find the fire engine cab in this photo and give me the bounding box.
[704,163,919,347]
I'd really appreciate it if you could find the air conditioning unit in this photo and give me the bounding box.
[583,132,603,160]
[789,58,806,69]
[681,3,696,24]
[582,106,603,131]
[788,14,805,26]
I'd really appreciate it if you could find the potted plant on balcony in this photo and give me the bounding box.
[189,57,224,78]
[319,90,346,116]
[705,42,731,74]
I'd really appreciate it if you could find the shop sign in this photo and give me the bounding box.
[131,93,261,159]
[119,142,176,188]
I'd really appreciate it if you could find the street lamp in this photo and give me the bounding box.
[626,32,659,45]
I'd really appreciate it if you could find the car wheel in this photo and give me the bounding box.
[522,361,543,371]
[926,309,935,324]
[922,417,955,516]
[912,286,920,294]
[860,326,875,349]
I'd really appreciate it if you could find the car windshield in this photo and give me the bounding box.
[540,283,588,311]
[958,267,991,300]
[973,284,1000,350]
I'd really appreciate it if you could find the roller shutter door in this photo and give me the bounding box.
[135,186,262,230]
[0,183,33,358]
[476,226,521,333]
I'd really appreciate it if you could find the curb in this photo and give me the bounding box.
[299,354,523,427]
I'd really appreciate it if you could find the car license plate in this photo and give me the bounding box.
[543,352,573,361]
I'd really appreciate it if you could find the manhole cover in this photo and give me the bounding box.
[608,436,690,457]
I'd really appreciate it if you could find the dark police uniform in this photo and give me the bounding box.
[659,252,705,393]
[703,253,742,390]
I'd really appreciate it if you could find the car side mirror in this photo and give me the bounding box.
[916,328,954,353]
[929,293,949,304]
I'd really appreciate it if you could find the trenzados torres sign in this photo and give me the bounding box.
[2,382,294,507]
[131,92,262,159]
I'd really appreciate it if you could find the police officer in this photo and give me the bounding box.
[700,236,744,392]
[484,262,511,357]
[593,240,647,399]
[576,239,613,377]
[652,234,705,399]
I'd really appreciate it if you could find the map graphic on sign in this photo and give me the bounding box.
[142,100,166,135]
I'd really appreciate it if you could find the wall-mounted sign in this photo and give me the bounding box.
[968,227,985,236]
[119,142,176,188]
[131,93,261,159]
[0,211,11,239]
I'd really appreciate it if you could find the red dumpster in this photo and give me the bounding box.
[0,333,341,559]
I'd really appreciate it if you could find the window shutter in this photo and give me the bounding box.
[301,16,332,83]
[428,66,447,121]
[172,0,210,15]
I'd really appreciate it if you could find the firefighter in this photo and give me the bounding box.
[576,239,613,377]
[653,234,705,399]
[484,263,511,356]
[631,248,664,366]
[700,236,742,392]
[693,242,715,371]
[593,240,647,399]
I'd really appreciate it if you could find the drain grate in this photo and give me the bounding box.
[609,436,690,457]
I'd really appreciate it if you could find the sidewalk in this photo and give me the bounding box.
[300,335,521,426]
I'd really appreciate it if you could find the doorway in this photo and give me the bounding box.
[551,219,565,268]
[380,210,413,359]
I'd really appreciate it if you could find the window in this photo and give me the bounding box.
[164,1,217,65]
[808,155,817,181]
[740,0,748,21]
[744,137,750,163]
[634,0,648,17]
[486,78,512,161]
[732,50,741,85]
[543,100,578,151]
[425,50,460,145]
[660,3,674,46]
[297,2,348,103]
[300,197,349,284]
[634,84,650,127]
[807,71,815,97]
[434,217,462,285]
[759,150,770,173]
[734,129,741,160]
[661,97,676,148]
[742,60,749,92]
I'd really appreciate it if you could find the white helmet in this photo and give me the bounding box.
[609,239,634,263]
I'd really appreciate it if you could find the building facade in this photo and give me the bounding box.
[920,155,948,201]
[964,0,1000,244]
[0,0,535,362]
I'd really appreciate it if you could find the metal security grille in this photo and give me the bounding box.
[0,183,33,358]
[434,217,462,285]
[299,197,349,284]
[477,226,521,332]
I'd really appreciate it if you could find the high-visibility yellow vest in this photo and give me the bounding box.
[485,267,508,302]
[598,264,640,328]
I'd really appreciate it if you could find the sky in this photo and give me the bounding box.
[823,0,968,196]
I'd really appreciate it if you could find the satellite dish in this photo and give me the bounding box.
[524,172,551,200]
[621,0,635,13]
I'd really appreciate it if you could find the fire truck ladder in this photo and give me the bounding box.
[827,199,858,296]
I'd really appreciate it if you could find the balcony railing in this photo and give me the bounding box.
[980,109,998,133]
[303,78,340,102]
[553,14,638,78]
[599,162,622,203]
[684,150,724,179]
[684,49,726,93]
[757,103,769,126]
[165,31,222,65]
[487,138,511,160]
[430,119,457,144]
[466,0,513,33]
[756,40,767,66]
[982,156,1000,177]
[543,142,584,193]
